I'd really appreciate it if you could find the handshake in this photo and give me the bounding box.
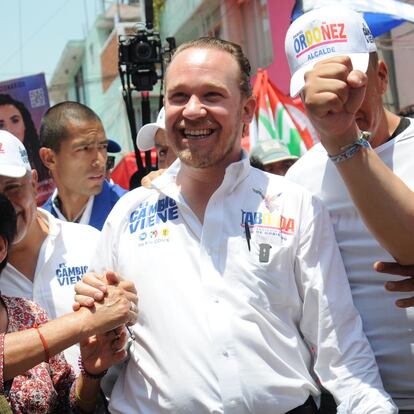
[72,271,138,377]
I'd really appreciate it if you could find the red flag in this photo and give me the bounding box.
[250,69,318,155]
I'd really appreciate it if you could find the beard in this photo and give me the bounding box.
[171,111,243,169]
[175,137,237,168]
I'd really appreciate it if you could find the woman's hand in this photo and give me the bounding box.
[80,327,128,375]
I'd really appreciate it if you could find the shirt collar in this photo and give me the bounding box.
[50,189,94,224]
[151,149,251,196]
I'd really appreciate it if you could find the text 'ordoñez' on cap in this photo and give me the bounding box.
[285,5,377,97]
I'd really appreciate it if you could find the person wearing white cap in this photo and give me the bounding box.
[39,101,127,231]
[0,129,100,370]
[250,141,298,176]
[285,5,414,412]
[0,191,134,414]
[0,129,138,411]
[74,37,396,413]
[136,107,177,170]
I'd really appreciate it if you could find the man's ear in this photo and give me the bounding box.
[377,60,389,96]
[242,95,256,124]
[0,236,8,267]
[39,147,56,170]
[29,169,39,197]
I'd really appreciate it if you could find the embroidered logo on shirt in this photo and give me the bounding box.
[241,189,296,245]
[55,263,88,286]
[129,196,179,234]
[128,197,178,247]
[241,210,295,235]
[137,228,169,241]
[252,187,281,212]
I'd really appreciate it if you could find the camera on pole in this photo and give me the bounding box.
[117,0,175,189]
[119,29,162,91]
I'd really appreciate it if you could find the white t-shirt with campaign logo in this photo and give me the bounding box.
[286,119,414,409]
[0,208,100,370]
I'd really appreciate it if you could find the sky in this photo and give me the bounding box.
[0,0,105,84]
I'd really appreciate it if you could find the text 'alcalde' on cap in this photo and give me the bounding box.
[285,5,377,97]
[0,130,32,178]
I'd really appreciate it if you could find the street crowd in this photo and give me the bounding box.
[0,5,414,414]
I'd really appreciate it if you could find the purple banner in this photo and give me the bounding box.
[0,73,54,205]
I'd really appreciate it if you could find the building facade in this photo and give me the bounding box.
[49,0,277,159]
[48,0,414,162]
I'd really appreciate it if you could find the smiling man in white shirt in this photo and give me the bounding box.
[76,37,396,414]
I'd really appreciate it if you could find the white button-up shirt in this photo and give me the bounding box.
[92,156,396,414]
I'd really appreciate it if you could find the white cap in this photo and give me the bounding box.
[285,5,377,97]
[0,130,31,178]
[136,107,165,151]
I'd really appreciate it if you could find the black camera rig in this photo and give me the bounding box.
[117,0,175,188]
[119,29,163,92]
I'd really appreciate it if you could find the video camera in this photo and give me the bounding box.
[119,28,175,92]
[117,0,176,186]
[119,29,161,91]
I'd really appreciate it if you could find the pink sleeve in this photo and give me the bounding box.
[0,333,5,393]
[49,351,77,411]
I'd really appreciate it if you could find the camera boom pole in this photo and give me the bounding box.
[138,0,155,180]
[117,0,175,188]
[118,64,144,174]
[141,91,152,174]
[145,0,154,31]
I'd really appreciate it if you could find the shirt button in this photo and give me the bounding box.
[214,298,219,304]
[222,350,229,357]
[229,400,237,408]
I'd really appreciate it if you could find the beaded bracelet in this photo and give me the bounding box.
[78,356,107,380]
[328,131,372,164]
